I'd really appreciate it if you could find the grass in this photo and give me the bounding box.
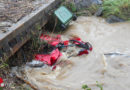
[0,55,9,69]
[61,0,100,16]
[61,0,101,16]
[62,0,130,21]
[61,0,77,12]
[102,0,130,20]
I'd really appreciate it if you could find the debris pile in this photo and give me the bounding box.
[34,34,92,68]
[11,34,93,89]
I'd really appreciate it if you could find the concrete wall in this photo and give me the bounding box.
[0,0,62,59]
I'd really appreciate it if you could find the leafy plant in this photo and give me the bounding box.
[82,84,88,89]
[82,81,103,90]
[96,81,103,90]
[82,84,91,90]
[102,0,130,20]
[61,1,77,12]
[0,56,8,69]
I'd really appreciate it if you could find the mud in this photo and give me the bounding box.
[13,16,130,90]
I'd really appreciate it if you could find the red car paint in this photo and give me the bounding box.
[35,48,62,66]
[0,78,4,87]
[35,34,92,66]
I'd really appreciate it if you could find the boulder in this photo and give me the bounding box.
[106,15,125,23]
[74,0,102,10]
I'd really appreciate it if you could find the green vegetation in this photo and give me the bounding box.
[102,0,130,20]
[0,55,9,69]
[61,0,100,16]
[75,5,99,16]
[61,1,77,12]
[36,23,41,31]
[82,84,88,89]
[61,1,98,16]
[62,0,130,21]
[82,81,103,90]
[0,87,3,90]
[96,81,103,90]
[82,84,91,90]
[86,4,100,15]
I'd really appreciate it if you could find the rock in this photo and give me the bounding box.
[74,0,102,10]
[94,7,103,16]
[26,60,45,67]
[106,15,125,23]
[0,22,12,27]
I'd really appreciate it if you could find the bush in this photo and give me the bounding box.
[102,0,130,20]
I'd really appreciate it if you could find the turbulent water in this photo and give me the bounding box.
[14,16,130,90]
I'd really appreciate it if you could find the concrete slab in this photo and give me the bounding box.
[0,0,62,59]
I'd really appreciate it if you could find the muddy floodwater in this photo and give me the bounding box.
[14,16,130,90]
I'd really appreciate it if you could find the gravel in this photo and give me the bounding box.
[0,0,48,33]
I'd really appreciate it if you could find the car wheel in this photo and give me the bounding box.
[61,24,66,30]
[73,14,77,21]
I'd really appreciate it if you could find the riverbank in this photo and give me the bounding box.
[63,0,130,23]
[0,0,130,89]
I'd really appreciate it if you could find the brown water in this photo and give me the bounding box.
[14,16,130,90]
